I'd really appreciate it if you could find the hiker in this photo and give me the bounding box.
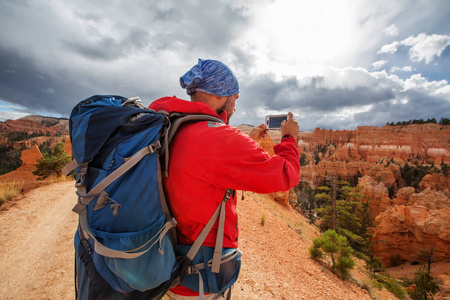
[149,59,301,299]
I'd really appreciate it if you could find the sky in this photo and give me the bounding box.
[0,0,449,131]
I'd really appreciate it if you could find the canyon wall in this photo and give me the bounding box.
[0,115,69,136]
[298,124,449,189]
[239,123,449,190]
[238,123,450,264]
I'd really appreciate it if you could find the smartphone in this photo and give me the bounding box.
[265,114,289,129]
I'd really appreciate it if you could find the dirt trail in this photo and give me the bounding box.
[0,181,77,300]
[0,182,383,300]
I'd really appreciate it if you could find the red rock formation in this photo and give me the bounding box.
[12,136,70,150]
[393,187,416,206]
[357,176,393,217]
[0,115,69,135]
[373,205,450,266]
[419,174,450,196]
[410,188,450,210]
[20,145,43,165]
[296,124,450,167]
[0,145,44,193]
[236,123,450,265]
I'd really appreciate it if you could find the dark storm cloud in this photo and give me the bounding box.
[0,46,88,115]
[0,0,448,129]
[242,72,396,113]
[354,89,450,126]
[63,28,152,61]
[233,67,449,130]
[0,0,254,118]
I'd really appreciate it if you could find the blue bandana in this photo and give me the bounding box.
[180,59,240,97]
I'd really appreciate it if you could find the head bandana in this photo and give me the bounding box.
[180,59,240,97]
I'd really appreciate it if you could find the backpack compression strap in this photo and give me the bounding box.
[176,189,233,300]
[185,189,232,272]
[69,141,175,259]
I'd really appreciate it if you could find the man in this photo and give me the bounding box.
[149,59,300,299]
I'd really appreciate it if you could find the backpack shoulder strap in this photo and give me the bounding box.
[159,113,225,177]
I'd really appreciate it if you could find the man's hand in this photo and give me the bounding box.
[249,124,268,141]
[280,112,299,140]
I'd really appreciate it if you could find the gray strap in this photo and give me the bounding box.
[62,159,78,176]
[79,205,176,259]
[157,155,178,244]
[167,114,224,145]
[188,266,205,300]
[198,269,205,300]
[186,189,232,266]
[185,202,223,261]
[163,114,224,178]
[73,141,164,259]
[78,141,161,206]
[211,189,231,273]
[211,201,227,273]
[187,249,242,300]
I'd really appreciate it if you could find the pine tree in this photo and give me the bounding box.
[314,180,373,257]
[33,142,71,180]
[409,265,439,300]
[309,230,355,280]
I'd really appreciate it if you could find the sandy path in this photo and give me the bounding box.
[0,182,379,300]
[0,181,77,300]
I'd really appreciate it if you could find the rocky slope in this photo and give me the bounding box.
[0,115,69,136]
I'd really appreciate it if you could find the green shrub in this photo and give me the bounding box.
[365,257,386,274]
[260,214,266,226]
[309,230,355,280]
[309,246,323,260]
[409,265,439,300]
[335,255,355,280]
[371,273,407,299]
[33,142,71,180]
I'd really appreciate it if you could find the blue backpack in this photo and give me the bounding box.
[64,95,241,300]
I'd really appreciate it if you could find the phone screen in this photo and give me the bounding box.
[266,115,288,129]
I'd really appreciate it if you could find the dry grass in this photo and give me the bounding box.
[260,213,266,226]
[0,180,24,205]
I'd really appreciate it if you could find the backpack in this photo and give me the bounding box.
[64,95,241,300]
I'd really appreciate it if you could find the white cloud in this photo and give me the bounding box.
[390,66,413,73]
[403,33,450,63]
[383,24,399,36]
[377,41,400,54]
[371,60,388,70]
[0,111,29,122]
[403,73,448,91]
[378,33,450,64]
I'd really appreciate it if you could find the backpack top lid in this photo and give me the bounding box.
[69,95,165,164]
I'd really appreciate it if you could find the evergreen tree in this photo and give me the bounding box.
[409,265,439,300]
[33,142,71,180]
[314,180,373,257]
[417,248,437,275]
[309,230,355,280]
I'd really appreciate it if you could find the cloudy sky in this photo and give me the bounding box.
[1,0,449,130]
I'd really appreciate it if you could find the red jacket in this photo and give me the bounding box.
[150,96,300,248]
[149,96,300,295]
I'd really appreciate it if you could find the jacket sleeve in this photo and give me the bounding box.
[189,125,301,193]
